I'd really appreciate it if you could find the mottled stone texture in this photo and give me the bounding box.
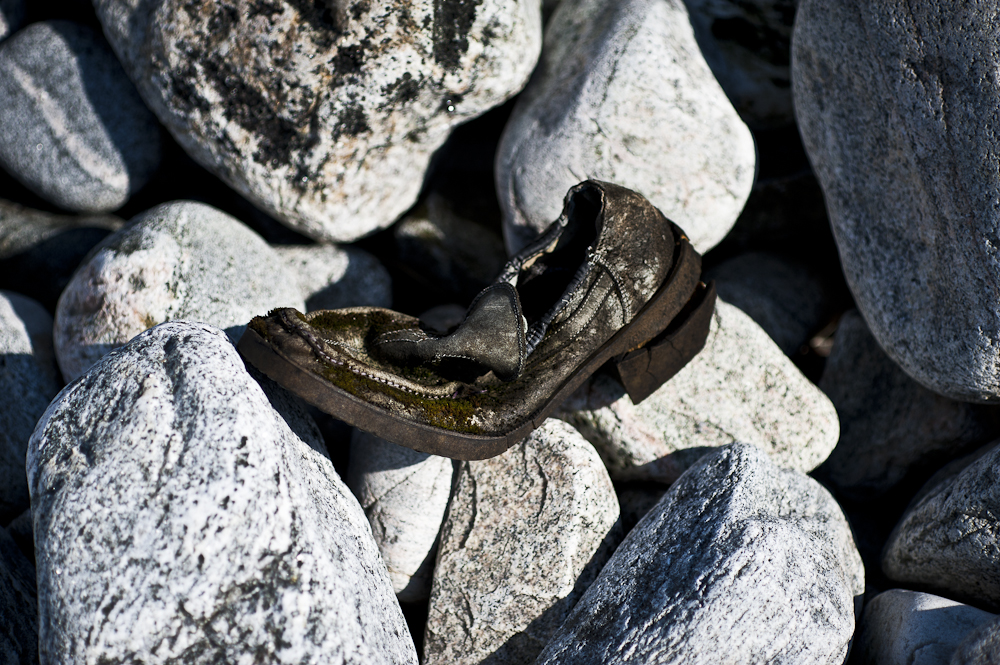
[951,617,1000,665]
[558,299,839,484]
[424,420,621,665]
[93,0,542,242]
[497,0,755,254]
[28,321,417,664]
[536,443,865,665]
[346,430,453,603]
[0,21,162,212]
[54,200,304,382]
[883,439,1000,612]
[794,0,1000,402]
[0,526,36,665]
[274,243,392,311]
[853,590,997,665]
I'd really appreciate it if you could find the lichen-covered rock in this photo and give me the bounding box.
[536,442,865,665]
[951,617,1000,665]
[853,589,997,665]
[28,321,417,664]
[0,291,60,525]
[558,299,839,484]
[883,439,1000,612]
[0,0,24,43]
[54,200,304,382]
[793,0,1000,402]
[0,526,36,665]
[818,311,998,500]
[0,21,162,212]
[346,430,453,603]
[496,0,755,254]
[424,419,621,665]
[274,243,392,311]
[93,0,542,242]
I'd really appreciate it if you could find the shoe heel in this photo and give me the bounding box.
[612,281,716,404]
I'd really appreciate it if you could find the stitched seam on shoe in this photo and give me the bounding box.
[529,283,617,367]
[591,253,631,322]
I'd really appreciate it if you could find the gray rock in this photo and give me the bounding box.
[853,589,997,665]
[536,442,865,665]
[684,0,798,129]
[951,617,1000,665]
[0,21,162,212]
[54,200,304,382]
[28,321,417,663]
[274,243,392,311]
[93,0,542,243]
[615,484,667,533]
[0,526,36,665]
[424,419,621,665]
[0,0,24,43]
[706,251,830,355]
[496,0,755,255]
[793,1,1000,402]
[883,439,1000,612]
[558,298,839,484]
[818,311,998,501]
[346,430,453,603]
[0,291,60,525]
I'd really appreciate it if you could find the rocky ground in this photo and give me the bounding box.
[1,0,999,663]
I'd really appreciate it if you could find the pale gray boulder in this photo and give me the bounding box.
[794,0,1000,402]
[274,243,392,311]
[0,21,162,212]
[0,527,36,665]
[819,311,997,500]
[951,617,1000,665]
[28,321,417,664]
[558,298,839,484]
[93,0,542,243]
[0,291,60,525]
[424,419,621,665]
[0,0,23,43]
[497,0,755,254]
[54,200,304,382]
[883,439,1000,612]
[346,430,453,603]
[853,589,997,665]
[536,442,865,665]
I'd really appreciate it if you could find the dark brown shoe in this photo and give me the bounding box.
[239,181,715,460]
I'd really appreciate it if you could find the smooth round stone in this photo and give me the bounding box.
[54,200,305,382]
[0,0,24,42]
[0,21,162,212]
[496,0,755,254]
[274,243,392,311]
[793,1,1000,402]
[93,0,542,242]
[28,321,417,663]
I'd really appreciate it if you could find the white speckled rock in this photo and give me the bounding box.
[0,291,60,525]
[558,298,839,484]
[853,589,997,665]
[496,0,755,254]
[883,439,1000,612]
[424,419,621,665]
[0,21,162,212]
[0,526,36,665]
[818,311,998,501]
[684,0,798,129]
[274,243,392,311]
[28,321,417,664]
[93,0,541,242]
[54,200,304,382]
[793,0,1000,402]
[0,0,24,43]
[536,442,864,665]
[951,617,1000,665]
[346,430,453,603]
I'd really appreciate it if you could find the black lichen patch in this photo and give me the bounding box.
[349,0,371,21]
[284,0,341,47]
[432,0,484,70]
[382,72,420,106]
[332,102,371,140]
[332,43,365,76]
[168,62,212,115]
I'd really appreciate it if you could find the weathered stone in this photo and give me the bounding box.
[793,1,1000,402]
[818,311,998,501]
[496,0,755,254]
[853,589,997,665]
[346,430,453,603]
[274,243,392,311]
[0,291,60,525]
[0,21,162,212]
[424,419,621,665]
[536,442,865,665]
[951,617,1000,665]
[615,484,667,533]
[93,0,542,243]
[28,321,417,663]
[558,299,839,484]
[0,0,24,43]
[0,526,36,665]
[883,439,1000,612]
[54,200,304,382]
